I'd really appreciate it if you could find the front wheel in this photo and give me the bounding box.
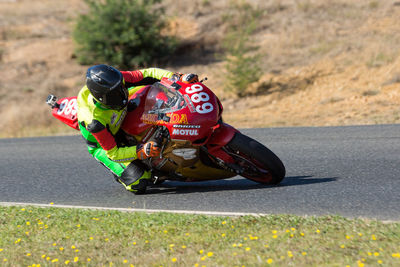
[226,132,285,185]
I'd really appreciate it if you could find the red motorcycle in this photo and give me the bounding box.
[47,77,285,192]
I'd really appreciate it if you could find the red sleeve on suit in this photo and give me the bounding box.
[92,128,117,151]
[121,70,144,84]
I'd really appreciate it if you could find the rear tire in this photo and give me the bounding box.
[226,132,285,185]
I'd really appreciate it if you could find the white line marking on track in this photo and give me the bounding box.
[1,202,397,223]
[0,202,268,217]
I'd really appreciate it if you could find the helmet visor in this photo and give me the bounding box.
[103,83,128,110]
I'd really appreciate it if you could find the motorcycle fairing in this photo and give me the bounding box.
[50,96,79,130]
[122,78,221,144]
[205,122,239,163]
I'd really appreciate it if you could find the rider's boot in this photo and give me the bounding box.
[117,161,151,194]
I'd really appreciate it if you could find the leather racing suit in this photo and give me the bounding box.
[77,68,173,192]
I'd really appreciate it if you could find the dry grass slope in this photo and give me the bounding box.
[0,0,400,137]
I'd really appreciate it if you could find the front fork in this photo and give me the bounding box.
[201,146,244,175]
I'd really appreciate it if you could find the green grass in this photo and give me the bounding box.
[0,206,399,266]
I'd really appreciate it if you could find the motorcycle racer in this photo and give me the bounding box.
[47,68,285,192]
[77,64,174,194]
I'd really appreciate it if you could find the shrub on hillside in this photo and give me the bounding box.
[73,0,176,68]
[222,0,263,96]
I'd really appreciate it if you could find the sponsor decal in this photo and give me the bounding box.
[114,109,126,127]
[172,148,197,160]
[173,124,201,129]
[184,94,196,113]
[170,113,188,124]
[110,113,118,125]
[141,113,188,125]
[141,113,159,124]
[172,128,199,136]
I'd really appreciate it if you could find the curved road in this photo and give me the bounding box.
[1,125,399,221]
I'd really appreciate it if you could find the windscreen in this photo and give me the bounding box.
[144,82,186,115]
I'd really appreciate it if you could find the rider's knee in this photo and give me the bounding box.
[120,160,146,182]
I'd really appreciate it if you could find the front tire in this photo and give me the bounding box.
[226,132,285,185]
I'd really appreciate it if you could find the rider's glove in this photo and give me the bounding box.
[180,73,199,84]
[136,141,161,160]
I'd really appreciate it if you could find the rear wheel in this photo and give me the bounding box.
[226,132,285,185]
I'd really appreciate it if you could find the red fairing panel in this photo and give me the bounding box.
[123,80,222,144]
[206,123,239,163]
[167,81,220,143]
[207,123,238,149]
[51,96,79,130]
[122,86,153,136]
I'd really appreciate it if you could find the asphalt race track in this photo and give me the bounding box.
[1,125,399,221]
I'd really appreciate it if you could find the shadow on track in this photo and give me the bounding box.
[144,176,337,195]
[279,176,338,186]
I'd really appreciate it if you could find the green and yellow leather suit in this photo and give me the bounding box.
[77,68,173,182]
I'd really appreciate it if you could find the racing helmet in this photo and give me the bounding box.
[86,64,128,110]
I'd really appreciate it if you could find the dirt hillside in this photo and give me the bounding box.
[0,0,400,137]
